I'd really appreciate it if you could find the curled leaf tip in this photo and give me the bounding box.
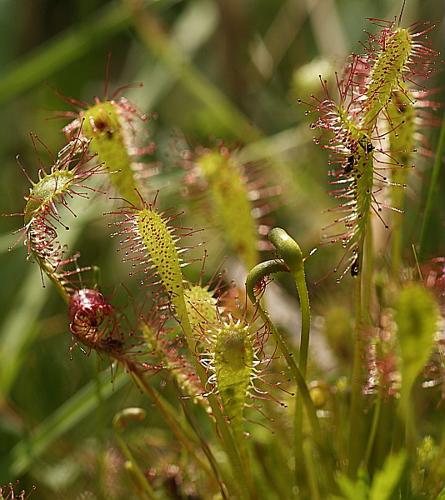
[113,407,147,430]
[245,259,288,303]
[268,227,303,273]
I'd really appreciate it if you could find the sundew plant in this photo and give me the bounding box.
[1,0,445,499]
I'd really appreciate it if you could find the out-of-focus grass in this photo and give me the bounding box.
[0,0,181,104]
[0,370,128,481]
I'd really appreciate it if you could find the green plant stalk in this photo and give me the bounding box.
[391,181,405,280]
[391,217,403,279]
[130,370,224,491]
[267,228,311,487]
[348,218,375,477]
[255,304,320,442]
[395,386,416,457]
[36,255,71,303]
[388,88,415,279]
[176,388,229,500]
[363,223,374,322]
[113,416,156,499]
[348,232,366,477]
[364,396,381,469]
[303,438,321,500]
[255,303,337,493]
[374,397,395,472]
[404,398,416,456]
[294,274,311,378]
[419,108,445,259]
[292,269,311,487]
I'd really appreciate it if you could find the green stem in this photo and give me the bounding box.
[364,396,381,469]
[363,224,373,321]
[130,370,221,485]
[256,304,336,492]
[256,306,320,448]
[391,222,403,280]
[37,257,70,304]
[303,438,321,500]
[267,228,311,488]
[113,409,157,500]
[399,387,416,457]
[294,273,311,378]
[348,235,366,477]
[293,270,311,487]
[176,390,229,500]
[391,185,404,281]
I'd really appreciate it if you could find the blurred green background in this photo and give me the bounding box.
[0,0,444,497]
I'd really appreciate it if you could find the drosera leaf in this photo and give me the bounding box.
[22,138,100,301]
[111,195,200,348]
[75,100,143,206]
[63,99,151,207]
[0,196,101,396]
[184,284,218,338]
[136,206,185,299]
[387,85,416,276]
[195,149,260,269]
[395,283,440,415]
[206,318,256,441]
[362,26,413,128]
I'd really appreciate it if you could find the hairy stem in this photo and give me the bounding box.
[348,233,366,477]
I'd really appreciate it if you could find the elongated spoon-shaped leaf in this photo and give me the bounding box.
[395,283,439,415]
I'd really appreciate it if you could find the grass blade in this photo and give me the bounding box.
[0,370,128,480]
